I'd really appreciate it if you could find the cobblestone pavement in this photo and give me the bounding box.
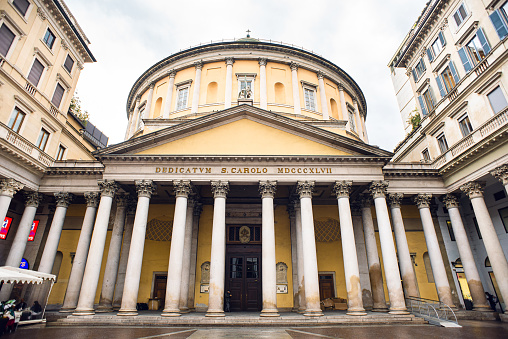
[4,320,508,338]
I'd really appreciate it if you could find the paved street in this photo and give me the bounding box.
[3,320,508,338]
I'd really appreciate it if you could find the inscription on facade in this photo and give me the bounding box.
[155,166,333,174]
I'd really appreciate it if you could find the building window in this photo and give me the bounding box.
[499,207,508,233]
[411,58,426,82]
[446,220,455,241]
[304,87,316,111]
[51,83,65,107]
[472,217,482,239]
[436,62,460,98]
[12,0,30,17]
[56,145,66,160]
[489,2,508,40]
[63,54,74,73]
[36,128,50,151]
[27,58,44,86]
[453,3,468,28]
[418,87,436,116]
[422,148,431,161]
[458,28,491,73]
[43,28,56,50]
[176,86,189,110]
[7,107,26,133]
[347,105,356,132]
[426,32,446,62]
[458,114,473,137]
[487,86,508,114]
[437,133,449,153]
[0,24,16,57]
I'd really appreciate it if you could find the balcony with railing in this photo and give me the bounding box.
[0,122,54,168]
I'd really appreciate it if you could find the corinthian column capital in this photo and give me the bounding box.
[98,180,118,198]
[258,57,267,66]
[211,180,229,198]
[54,192,73,208]
[413,194,432,209]
[84,192,100,208]
[316,70,325,80]
[369,181,388,199]
[460,181,484,199]
[24,191,43,207]
[289,62,299,72]
[442,194,459,209]
[333,180,352,198]
[135,180,157,198]
[296,180,314,199]
[225,57,235,66]
[388,193,403,208]
[194,60,203,70]
[491,164,508,185]
[259,180,277,198]
[173,180,192,198]
[0,179,23,198]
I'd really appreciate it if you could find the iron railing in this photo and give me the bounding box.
[406,296,459,326]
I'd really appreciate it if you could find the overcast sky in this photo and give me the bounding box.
[65,0,428,152]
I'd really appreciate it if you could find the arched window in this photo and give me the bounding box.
[207,82,218,104]
[153,97,163,117]
[423,252,434,283]
[330,98,338,119]
[485,257,491,267]
[274,82,285,104]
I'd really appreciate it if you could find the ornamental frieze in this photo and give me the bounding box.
[154,166,333,175]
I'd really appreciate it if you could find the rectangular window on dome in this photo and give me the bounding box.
[304,88,316,111]
[7,107,26,133]
[348,106,356,132]
[0,24,16,57]
[176,87,189,110]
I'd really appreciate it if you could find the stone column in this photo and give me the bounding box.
[38,192,73,274]
[162,180,192,317]
[0,179,23,226]
[290,62,301,115]
[353,99,363,136]
[360,195,388,311]
[369,182,407,314]
[259,181,279,317]
[288,202,299,311]
[117,180,156,316]
[179,197,195,313]
[73,181,118,315]
[388,193,419,298]
[333,181,366,315]
[143,82,155,120]
[442,194,490,310]
[414,194,455,307]
[461,182,508,308]
[351,203,373,310]
[206,180,229,317]
[224,57,234,109]
[296,181,323,316]
[162,70,176,118]
[97,193,130,312]
[338,84,348,123]
[187,203,202,311]
[317,71,329,120]
[60,192,100,312]
[128,95,141,138]
[113,201,136,309]
[0,192,43,300]
[259,58,267,110]
[191,61,203,113]
[491,164,508,194]
[294,200,306,312]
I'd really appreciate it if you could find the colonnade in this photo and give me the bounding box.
[1,163,508,315]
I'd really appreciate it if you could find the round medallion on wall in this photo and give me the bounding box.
[239,226,251,244]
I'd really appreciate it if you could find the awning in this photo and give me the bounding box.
[0,266,56,284]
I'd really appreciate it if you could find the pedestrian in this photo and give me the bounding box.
[30,301,42,319]
[15,299,26,311]
[225,290,232,312]
[485,292,497,312]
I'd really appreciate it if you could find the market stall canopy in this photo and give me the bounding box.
[0,266,56,284]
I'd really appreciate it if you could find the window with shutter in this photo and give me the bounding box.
[418,95,428,116]
[487,86,508,114]
[459,28,492,73]
[51,83,65,107]
[0,24,16,57]
[452,3,468,28]
[489,9,508,40]
[27,59,44,86]
[12,0,30,16]
[413,58,426,81]
[64,55,74,73]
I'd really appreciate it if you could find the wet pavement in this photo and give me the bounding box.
[4,320,508,338]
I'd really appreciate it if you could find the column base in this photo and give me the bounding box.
[473,305,494,312]
[372,307,389,312]
[95,306,114,313]
[59,307,76,313]
[161,311,181,317]
[388,308,410,315]
[297,307,306,314]
[72,308,95,316]
[346,309,367,316]
[205,310,225,317]
[260,309,280,317]
[117,309,138,316]
[303,309,323,317]
[179,306,191,314]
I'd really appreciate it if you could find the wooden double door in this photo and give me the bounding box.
[225,245,262,312]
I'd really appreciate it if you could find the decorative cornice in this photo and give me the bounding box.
[54,192,73,208]
[61,40,69,50]
[211,180,229,198]
[442,194,459,209]
[174,180,192,198]
[332,180,352,198]
[491,164,508,185]
[413,193,432,209]
[24,191,43,207]
[0,178,23,198]
[98,179,119,198]
[135,179,157,198]
[115,193,130,207]
[369,181,388,199]
[259,180,277,199]
[289,62,299,71]
[84,192,100,208]
[225,57,235,66]
[37,7,47,21]
[460,181,484,199]
[258,57,267,66]
[388,193,403,208]
[296,180,314,199]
